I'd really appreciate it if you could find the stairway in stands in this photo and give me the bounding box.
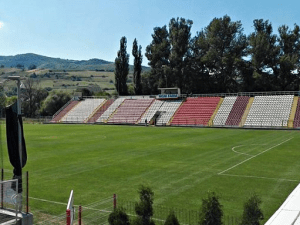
[87,99,114,123]
[293,98,300,128]
[225,96,250,126]
[108,99,154,124]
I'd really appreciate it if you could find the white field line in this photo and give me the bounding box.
[231,145,253,156]
[219,173,299,182]
[30,197,68,206]
[231,144,268,157]
[218,137,294,175]
[30,197,112,211]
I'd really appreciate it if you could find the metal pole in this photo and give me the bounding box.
[78,205,82,225]
[66,209,71,225]
[113,194,116,210]
[17,79,22,170]
[26,171,29,214]
[1,168,3,209]
[16,79,23,212]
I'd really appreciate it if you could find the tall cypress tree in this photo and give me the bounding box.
[115,36,129,95]
[132,38,143,95]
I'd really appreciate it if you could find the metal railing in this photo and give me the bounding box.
[191,91,300,98]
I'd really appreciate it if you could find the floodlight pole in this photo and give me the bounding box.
[17,78,22,170]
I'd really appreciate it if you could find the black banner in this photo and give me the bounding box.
[6,101,27,192]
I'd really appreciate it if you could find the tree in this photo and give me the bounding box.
[28,64,37,70]
[6,96,17,106]
[200,15,247,93]
[145,18,193,93]
[276,24,300,90]
[199,192,223,225]
[248,19,280,91]
[115,36,129,95]
[0,86,6,117]
[132,38,143,95]
[168,17,193,92]
[164,211,180,225]
[141,72,154,95]
[81,88,93,96]
[108,207,130,225]
[22,78,48,117]
[145,25,170,91]
[240,194,264,225]
[133,185,155,225]
[16,64,24,69]
[188,31,212,94]
[40,91,71,116]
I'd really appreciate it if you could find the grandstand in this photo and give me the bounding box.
[213,96,237,126]
[86,99,114,123]
[97,98,125,123]
[51,100,79,123]
[50,92,300,129]
[171,97,220,126]
[139,99,164,125]
[293,98,300,128]
[225,96,250,126]
[156,100,183,125]
[107,99,154,124]
[61,98,105,123]
[244,95,294,127]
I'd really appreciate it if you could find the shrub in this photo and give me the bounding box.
[133,185,155,225]
[164,211,180,225]
[199,192,223,225]
[108,207,130,225]
[28,64,37,70]
[240,194,264,225]
[40,91,71,116]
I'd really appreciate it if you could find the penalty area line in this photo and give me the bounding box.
[218,137,294,175]
[219,173,299,182]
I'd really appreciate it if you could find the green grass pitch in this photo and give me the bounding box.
[1,124,300,223]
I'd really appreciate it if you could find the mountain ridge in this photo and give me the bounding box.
[0,53,115,70]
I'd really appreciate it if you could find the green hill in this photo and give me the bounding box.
[0,53,150,72]
[0,53,113,70]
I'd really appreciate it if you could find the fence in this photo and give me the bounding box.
[1,185,244,225]
[191,91,300,98]
[168,118,299,129]
[79,196,115,225]
[118,200,241,225]
[0,179,19,224]
[1,169,29,214]
[28,194,116,225]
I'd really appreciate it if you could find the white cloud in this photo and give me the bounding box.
[0,21,4,29]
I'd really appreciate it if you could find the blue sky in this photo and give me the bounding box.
[0,0,299,66]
